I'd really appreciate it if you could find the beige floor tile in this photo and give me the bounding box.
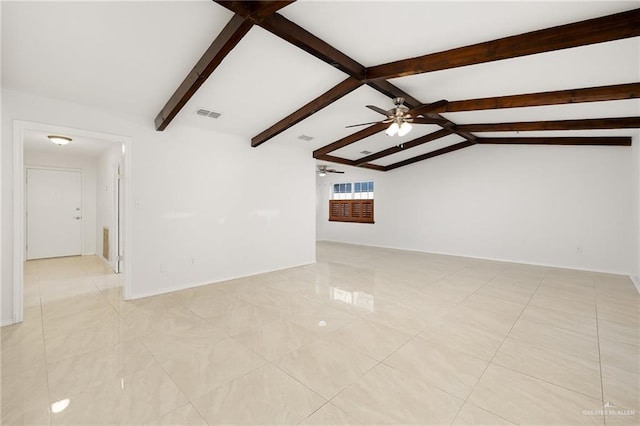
[323,317,413,361]
[425,319,506,361]
[1,364,49,421]
[1,337,47,375]
[192,364,325,425]
[41,292,112,322]
[468,364,604,425]
[178,288,243,319]
[602,364,640,411]
[1,406,51,426]
[452,402,517,425]
[600,338,640,374]
[460,293,526,318]
[45,317,137,364]
[140,321,228,363]
[161,337,266,401]
[529,292,597,318]
[598,319,639,347]
[331,363,463,425]
[518,304,598,338]
[150,403,207,425]
[508,318,600,363]
[122,304,203,337]
[284,302,359,335]
[1,319,44,348]
[50,364,187,425]
[604,411,640,425]
[298,403,359,425]
[493,337,602,399]
[472,281,535,305]
[47,338,157,401]
[384,337,488,399]
[275,339,377,399]
[39,277,100,304]
[364,298,438,334]
[43,303,122,340]
[535,283,596,304]
[202,299,282,336]
[233,318,321,361]
[440,304,518,336]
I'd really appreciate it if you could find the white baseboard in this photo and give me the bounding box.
[1,318,15,327]
[317,240,630,276]
[128,260,317,300]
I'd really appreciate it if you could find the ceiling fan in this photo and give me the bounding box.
[317,165,344,177]
[346,97,447,137]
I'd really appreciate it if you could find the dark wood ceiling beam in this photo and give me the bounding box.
[155,14,254,131]
[252,77,362,147]
[354,129,453,165]
[214,1,296,22]
[366,8,640,80]
[477,137,632,146]
[316,154,386,171]
[365,80,422,109]
[259,13,365,78]
[457,117,640,132]
[430,83,640,113]
[313,122,388,158]
[385,141,477,171]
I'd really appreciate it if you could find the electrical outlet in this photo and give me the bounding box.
[576,246,583,254]
[190,257,196,265]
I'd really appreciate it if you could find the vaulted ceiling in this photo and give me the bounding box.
[3,1,639,171]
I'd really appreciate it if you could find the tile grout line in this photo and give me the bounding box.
[446,272,547,425]
[594,284,608,426]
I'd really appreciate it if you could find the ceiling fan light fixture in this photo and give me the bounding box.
[398,122,412,137]
[318,171,327,177]
[385,122,399,136]
[48,135,72,145]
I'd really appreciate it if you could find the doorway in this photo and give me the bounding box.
[12,120,133,324]
[26,168,83,260]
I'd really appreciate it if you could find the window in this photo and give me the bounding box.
[332,181,373,200]
[329,180,374,224]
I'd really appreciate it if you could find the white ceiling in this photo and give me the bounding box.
[2,1,639,170]
[23,130,114,158]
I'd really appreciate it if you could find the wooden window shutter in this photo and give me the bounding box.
[329,199,374,224]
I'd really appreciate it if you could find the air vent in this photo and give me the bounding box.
[195,108,221,119]
[360,150,372,155]
[298,134,314,141]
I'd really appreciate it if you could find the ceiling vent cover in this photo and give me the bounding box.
[298,134,314,141]
[196,108,221,119]
[360,150,372,155]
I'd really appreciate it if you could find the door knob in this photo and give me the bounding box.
[74,216,82,220]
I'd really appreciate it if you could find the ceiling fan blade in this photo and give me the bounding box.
[328,170,345,174]
[366,105,391,116]
[345,121,383,128]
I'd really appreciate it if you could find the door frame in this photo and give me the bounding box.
[13,120,133,324]
[25,166,85,260]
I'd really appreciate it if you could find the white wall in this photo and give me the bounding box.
[317,144,633,274]
[2,89,316,323]
[24,150,98,257]
[96,144,123,270]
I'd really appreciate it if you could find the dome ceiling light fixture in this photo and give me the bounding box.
[48,135,72,145]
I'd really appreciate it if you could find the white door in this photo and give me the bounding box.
[26,168,82,259]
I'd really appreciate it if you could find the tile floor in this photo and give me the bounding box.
[2,242,639,425]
